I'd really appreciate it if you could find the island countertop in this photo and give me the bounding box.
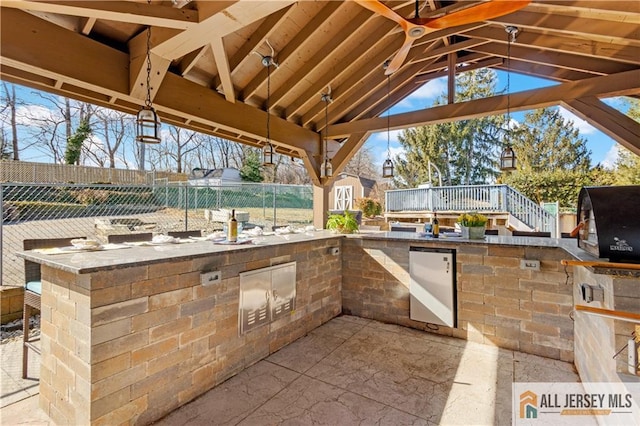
[17,229,600,275]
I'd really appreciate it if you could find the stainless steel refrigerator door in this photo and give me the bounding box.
[409,248,456,327]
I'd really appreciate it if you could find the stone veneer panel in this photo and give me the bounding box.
[342,238,574,362]
[38,238,342,425]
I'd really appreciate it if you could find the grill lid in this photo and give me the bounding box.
[577,186,640,262]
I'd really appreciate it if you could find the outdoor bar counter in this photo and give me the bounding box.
[18,231,640,425]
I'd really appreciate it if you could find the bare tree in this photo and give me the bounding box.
[148,125,201,173]
[343,144,378,178]
[1,82,20,160]
[88,107,133,168]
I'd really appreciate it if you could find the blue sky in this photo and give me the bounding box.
[366,70,628,169]
[5,71,629,169]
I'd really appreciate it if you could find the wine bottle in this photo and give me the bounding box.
[432,211,439,239]
[228,209,238,242]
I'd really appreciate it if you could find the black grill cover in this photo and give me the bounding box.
[577,186,640,263]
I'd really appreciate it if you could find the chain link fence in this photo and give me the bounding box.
[1,181,313,288]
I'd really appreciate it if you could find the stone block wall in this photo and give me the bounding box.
[39,238,342,425]
[0,286,24,324]
[342,238,574,361]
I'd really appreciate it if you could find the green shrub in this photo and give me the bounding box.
[355,197,382,218]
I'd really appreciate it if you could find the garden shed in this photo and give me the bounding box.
[328,173,377,211]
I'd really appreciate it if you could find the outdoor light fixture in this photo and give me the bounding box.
[255,41,278,167]
[136,25,161,144]
[320,89,333,179]
[500,26,518,171]
[382,63,394,178]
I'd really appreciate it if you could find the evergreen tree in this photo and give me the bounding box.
[239,148,263,182]
[394,69,504,187]
[509,108,591,173]
[501,107,593,208]
[65,118,91,165]
[612,99,640,185]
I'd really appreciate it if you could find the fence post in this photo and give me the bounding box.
[272,185,277,228]
[184,183,188,231]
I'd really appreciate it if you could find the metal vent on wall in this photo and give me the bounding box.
[239,262,296,334]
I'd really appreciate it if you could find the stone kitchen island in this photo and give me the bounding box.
[18,232,343,425]
[18,231,640,425]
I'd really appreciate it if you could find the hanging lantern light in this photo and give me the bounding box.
[255,41,278,166]
[136,25,161,144]
[382,65,394,178]
[320,90,333,179]
[500,26,518,171]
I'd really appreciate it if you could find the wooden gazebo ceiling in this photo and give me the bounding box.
[1,0,639,185]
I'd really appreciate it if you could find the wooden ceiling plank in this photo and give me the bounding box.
[470,43,636,76]
[2,0,199,29]
[239,1,344,103]
[466,26,640,65]
[153,1,295,60]
[327,69,640,138]
[128,28,171,102]
[529,1,640,23]
[210,37,235,103]
[561,97,640,155]
[489,10,640,47]
[227,6,292,75]
[288,22,404,124]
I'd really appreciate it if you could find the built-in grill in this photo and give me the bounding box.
[577,186,640,263]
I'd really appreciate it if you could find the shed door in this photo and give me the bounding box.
[335,185,353,210]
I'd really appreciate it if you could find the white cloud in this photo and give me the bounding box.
[558,107,597,135]
[600,144,619,169]
[369,129,402,143]
[15,104,61,125]
[389,145,406,160]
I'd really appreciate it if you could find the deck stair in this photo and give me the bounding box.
[384,184,557,236]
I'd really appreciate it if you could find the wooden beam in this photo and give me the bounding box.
[447,52,456,104]
[561,97,640,156]
[178,46,209,76]
[327,69,640,138]
[210,37,235,103]
[0,7,323,158]
[81,16,96,35]
[494,59,594,82]
[152,1,295,60]
[329,132,370,182]
[128,29,171,102]
[529,1,640,23]
[414,57,503,83]
[2,0,199,29]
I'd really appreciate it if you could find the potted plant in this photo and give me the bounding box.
[457,212,488,239]
[326,211,359,234]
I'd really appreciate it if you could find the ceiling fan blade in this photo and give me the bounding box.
[426,0,530,29]
[385,34,415,75]
[353,0,410,31]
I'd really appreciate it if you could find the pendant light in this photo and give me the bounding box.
[255,41,278,167]
[320,89,333,179]
[500,26,518,171]
[382,61,394,178]
[135,23,161,144]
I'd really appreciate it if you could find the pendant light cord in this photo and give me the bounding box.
[387,75,391,159]
[266,64,271,145]
[506,31,511,135]
[145,27,152,108]
[324,95,329,162]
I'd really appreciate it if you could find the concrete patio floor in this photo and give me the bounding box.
[1,315,595,425]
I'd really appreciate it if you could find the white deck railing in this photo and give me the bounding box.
[385,184,556,234]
